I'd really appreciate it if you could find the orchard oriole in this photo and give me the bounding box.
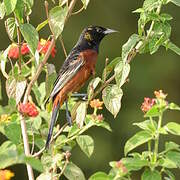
[46,26,117,148]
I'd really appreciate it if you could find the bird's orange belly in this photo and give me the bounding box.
[54,66,91,106]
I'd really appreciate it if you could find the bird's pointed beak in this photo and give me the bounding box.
[104,28,118,35]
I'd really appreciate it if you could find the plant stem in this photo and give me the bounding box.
[153,113,163,162]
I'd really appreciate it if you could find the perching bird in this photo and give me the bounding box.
[45,26,117,148]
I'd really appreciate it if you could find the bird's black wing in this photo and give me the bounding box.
[48,51,85,101]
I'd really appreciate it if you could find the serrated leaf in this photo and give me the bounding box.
[124,130,152,156]
[81,0,90,9]
[114,61,130,87]
[142,169,161,180]
[5,17,17,40]
[64,162,86,180]
[171,0,180,6]
[87,77,101,100]
[122,34,139,63]
[49,6,68,39]
[20,23,39,55]
[165,122,180,136]
[0,2,6,19]
[76,135,94,158]
[4,0,17,15]
[76,102,87,128]
[102,85,123,118]
[89,172,109,180]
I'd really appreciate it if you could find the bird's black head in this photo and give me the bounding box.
[75,26,117,52]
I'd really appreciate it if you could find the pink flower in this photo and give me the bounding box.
[141,97,156,113]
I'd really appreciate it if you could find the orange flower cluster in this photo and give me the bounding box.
[0,169,14,180]
[8,39,56,59]
[154,90,167,99]
[19,102,39,117]
[8,43,29,59]
[90,99,103,109]
[38,39,56,58]
[141,97,156,113]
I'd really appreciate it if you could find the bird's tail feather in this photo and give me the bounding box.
[45,101,60,149]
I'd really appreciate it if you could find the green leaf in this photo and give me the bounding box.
[68,124,80,138]
[89,172,109,180]
[0,2,6,19]
[24,156,44,172]
[102,57,121,81]
[168,102,180,110]
[49,6,68,39]
[160,13,173,22]
[14,0,24,22]
[64,162,86,180]
[166,151,180,168]
[144,105,161,117]
[95,120,112,132]
[32,116,42,130]
[171,0,180,6]
[4,121,21,145]
[4,0,17,15]
[122,34,139,63]
[114,61,130,87]
[81,0,90,9]
[164,169,175,180]
[143,0,160,11]
[124,130,152,156]
[37,173,51,180]
[165,41,180,55]
[76,135,94,158]
[20,23,39,55]
[75,102,87,128]
[165,141,180,152]
[102,85,123,118]
[36,19,48,32]
[142,169,161,180]
[133,120,157,133]
[87,77,101,100]
[121,157,148,171]
[5,17,17,40]
[166,122,180,136]
[158,158,177,168]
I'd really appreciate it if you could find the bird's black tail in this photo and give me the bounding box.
[45,101,60,149]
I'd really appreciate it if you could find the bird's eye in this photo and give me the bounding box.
[96,28,102,33]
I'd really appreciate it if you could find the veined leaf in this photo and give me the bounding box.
[102,85,123,118]
[0,2,6,19]
[76,135,94,158]
[165,41,180,56]
[165,122,180,136]
[142,169,161,180]
[122,34,139,63]
[89,172,109,180]
[64,162,86,180]
[4,0,17,15]
[124,130,152,156]
[171,0,180,6]
[20,23,39,55]
[5,17,17,40]
[166,151,180,168]
[49,6,68,39]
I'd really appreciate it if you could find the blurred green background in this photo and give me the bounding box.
[0,0,180,179]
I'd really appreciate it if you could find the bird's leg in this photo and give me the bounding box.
[65,100,72,126]
[71,93,88,101]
